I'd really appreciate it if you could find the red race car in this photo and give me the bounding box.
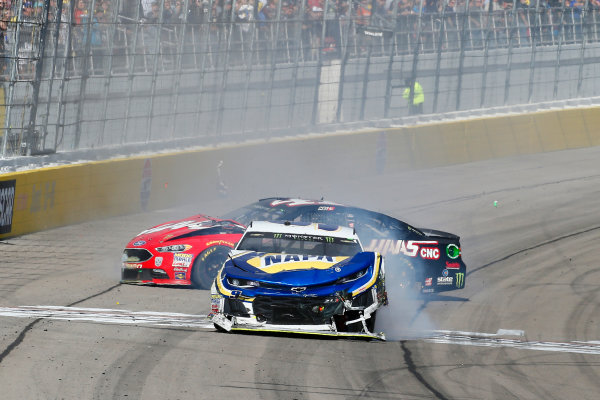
[121,216,245,289]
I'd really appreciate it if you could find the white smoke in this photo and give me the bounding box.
[375,268,436,341]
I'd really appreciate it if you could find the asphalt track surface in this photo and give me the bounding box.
[1,145,600,399]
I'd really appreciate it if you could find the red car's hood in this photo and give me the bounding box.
[127,214,245,248]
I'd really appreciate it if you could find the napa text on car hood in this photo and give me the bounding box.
[223,251,376,287]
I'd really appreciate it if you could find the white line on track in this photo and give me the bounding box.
[0,306,599,355]
[0,305,214,329]
[424,335,600,355]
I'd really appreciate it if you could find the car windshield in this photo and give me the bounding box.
[222,203,295,226]
[237,232,363,257]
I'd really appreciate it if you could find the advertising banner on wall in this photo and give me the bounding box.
[0,179,16,234]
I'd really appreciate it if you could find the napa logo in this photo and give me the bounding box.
[246,254,348,273]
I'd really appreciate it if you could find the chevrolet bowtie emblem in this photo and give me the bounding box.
[291,287,306,293]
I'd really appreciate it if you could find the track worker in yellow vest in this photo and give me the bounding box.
[403,78,424,115]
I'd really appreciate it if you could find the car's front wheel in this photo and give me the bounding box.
[191,246,231,289]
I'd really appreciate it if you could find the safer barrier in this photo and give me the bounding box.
[1,106,599,239]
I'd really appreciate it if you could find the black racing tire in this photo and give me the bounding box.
[191,245,232,289]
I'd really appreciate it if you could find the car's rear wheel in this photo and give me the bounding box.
[191,246,231,289]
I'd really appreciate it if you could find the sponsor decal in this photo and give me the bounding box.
[446,244,461,259]
[422,288,434,293]
[318,206,335,211]
[437,276,453,285]
[133,240,146,246]
[140,159,152,211]
[455,272,465,288]
[420,247,440,260]
[174,272,186,280]
[366,239,439,258]
[173,253,193,267]
[335,266,341,272]
[206,240,235,247]
[424,277,433,287]
[124,263,143,269]
[445,261,460,270]
[270,199,341,207]
[155,257,163,267]
[0,180,16,235]
[442,269,449,277]
[29,181,55,213]
[173,267,188,272]
[245,254,346,273]
[211,296,222,314]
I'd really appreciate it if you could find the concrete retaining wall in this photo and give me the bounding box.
[1,106,599,239]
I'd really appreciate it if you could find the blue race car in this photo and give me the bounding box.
[210,221,388,340]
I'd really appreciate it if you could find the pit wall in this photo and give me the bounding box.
[1,107,599,239]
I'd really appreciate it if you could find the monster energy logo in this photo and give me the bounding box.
[455,272,464,288]
[325,237,334,243]
[274,233,282,239]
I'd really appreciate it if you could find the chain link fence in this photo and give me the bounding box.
[1,0,600,158]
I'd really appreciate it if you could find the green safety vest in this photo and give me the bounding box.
[403,82,424,105]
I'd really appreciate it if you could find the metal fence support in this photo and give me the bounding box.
[455,0,471,111]
[2,0,26,157]
[98,0,122,146]
[577,0,589,97]
[121,5,143,144]
[527,0,541,103]
[433,0,449,113]
[553,0,568,99]
[503,0,518,106]
[74,0,98,149]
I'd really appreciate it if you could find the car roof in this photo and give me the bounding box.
[246,221,357,239]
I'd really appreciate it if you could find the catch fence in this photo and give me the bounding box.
[1,0,600,158]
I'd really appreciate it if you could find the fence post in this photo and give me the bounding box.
[479,0,494,108]
[552,0,567,99]
[40,0,65,152]
[74,0,98,149]
[286,0,307,129]
[264,0,284,134]
[145,0,166,142]
[383,0,399,119]
[168,0,192,139]
[455,0,471,111]
[121,5,143,144]
[407,0,425,114]
[98,0,122,146]
[577,0,589,96]
[215,0,240,136]
[3,0,26,156]
[527,0,541,103]
[433,0,449,113]
[503,0,518,106]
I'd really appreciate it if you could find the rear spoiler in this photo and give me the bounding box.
[418,228,460,241]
